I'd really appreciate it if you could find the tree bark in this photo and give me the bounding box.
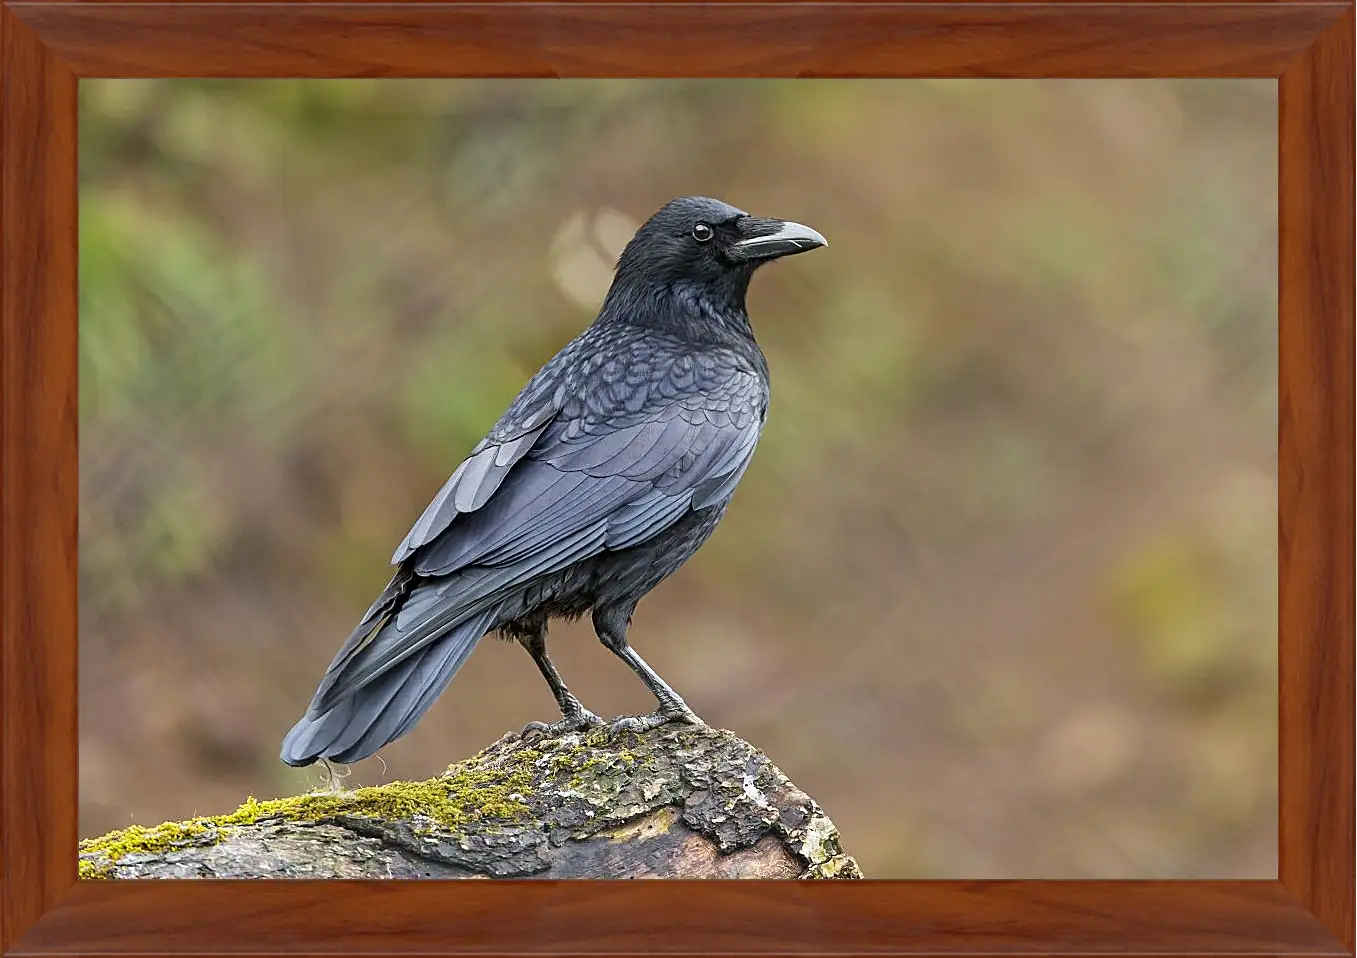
[80,724,863,879]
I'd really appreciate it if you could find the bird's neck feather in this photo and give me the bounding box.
[598,275,756,345]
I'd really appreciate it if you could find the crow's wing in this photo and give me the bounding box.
[315,357,766,703]
[413,361,765,577]
[389,336,593,564]
[390,407,556,563]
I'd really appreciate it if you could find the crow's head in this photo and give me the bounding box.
[609,196,826,308]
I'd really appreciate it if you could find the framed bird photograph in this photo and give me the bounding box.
[74,74,1288,884]
[2,2,1351,958]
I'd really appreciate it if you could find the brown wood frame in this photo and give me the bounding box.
[1,2,1351,955]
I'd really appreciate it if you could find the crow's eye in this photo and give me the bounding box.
[692,223,714,243]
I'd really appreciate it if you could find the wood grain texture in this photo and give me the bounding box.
[4,3,1346,78]
[0,4,78,954]
[0,1,1352,956]
[7,880,1351,955]
[1278,7,1356,952]
[4,0,1344,5]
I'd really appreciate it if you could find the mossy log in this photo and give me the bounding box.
[80,724,863,880]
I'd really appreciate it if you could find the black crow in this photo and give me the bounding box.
[281,196,826,767]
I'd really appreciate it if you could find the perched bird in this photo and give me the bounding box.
[280,196,826,767]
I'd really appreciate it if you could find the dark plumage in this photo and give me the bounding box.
[281,196,827,767]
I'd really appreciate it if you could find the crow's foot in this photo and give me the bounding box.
[608,705,705,734]
[520,708,604,743]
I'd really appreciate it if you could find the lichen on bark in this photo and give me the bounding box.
[80,724,862,880]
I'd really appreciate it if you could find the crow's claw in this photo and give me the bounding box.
[608,706,705,734]
[520,708,605,743]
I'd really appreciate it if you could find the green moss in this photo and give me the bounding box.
[80,749,540,876]
[558,745,644,794]
[79,858,115,879]
[78,817,225,876]
[546,750,578,775]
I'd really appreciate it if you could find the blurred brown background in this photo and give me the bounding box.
[78,79,1278,878]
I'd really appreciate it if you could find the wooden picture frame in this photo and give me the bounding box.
[2,2,1351,955]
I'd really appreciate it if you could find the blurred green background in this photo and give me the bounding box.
[78,79,1278,878]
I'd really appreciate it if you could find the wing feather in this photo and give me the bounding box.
[391,387,561,564]
[539,420,664,473]
[606,487,696,549]
[451,445,500,512]
[477,472,637,567]
[623,416,705,481]
[691,427,762,509]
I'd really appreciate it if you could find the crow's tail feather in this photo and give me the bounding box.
[279,604,499,767]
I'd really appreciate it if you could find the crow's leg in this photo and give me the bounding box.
[593,605,705,732]
[518,627,603,740]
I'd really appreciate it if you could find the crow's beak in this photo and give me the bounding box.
[729,217,828,262]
